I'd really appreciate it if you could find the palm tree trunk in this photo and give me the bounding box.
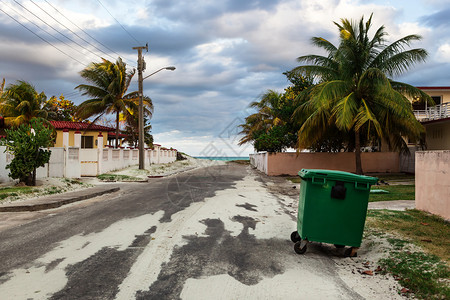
[355,129,363,175]
[115,111,120,148]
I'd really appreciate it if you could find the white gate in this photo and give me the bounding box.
[80,149,98,176]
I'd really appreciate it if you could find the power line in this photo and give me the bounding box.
[13,0,105,62]
[29,0,117,63]
[60,91,82,97]
[43,0,137,68]
[0,7,87,66]
[1,0,90,63]
[96,0,142,45]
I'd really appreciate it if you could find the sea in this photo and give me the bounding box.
[195,156,250,161]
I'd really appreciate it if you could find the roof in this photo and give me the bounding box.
[107,132,128,138]
[417,86,450,90]
[49,121,116,132]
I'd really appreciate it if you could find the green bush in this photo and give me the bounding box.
[2,119,53,186]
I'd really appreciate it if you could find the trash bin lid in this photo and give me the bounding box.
[298,169,378,184]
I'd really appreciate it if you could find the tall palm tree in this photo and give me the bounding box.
[75,57,153,148]
[292,14,431,174]
[0,80,48,126]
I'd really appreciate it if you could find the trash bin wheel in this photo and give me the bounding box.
[334,244,345,248]
[344,247,358,257]
[290,231,301,243]
[294,241,307,254]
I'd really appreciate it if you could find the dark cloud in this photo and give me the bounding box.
[86,24,211,56]
[0,20,47,45]
[399,62,450,86]
[421,8,450,27]
[225,0,282,11]
[150,0,282,23]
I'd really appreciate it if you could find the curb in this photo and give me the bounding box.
[0,187,120,212]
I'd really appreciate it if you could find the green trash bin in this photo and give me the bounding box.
[290,169,378,257]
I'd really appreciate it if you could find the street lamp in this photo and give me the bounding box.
[143,66,176,80]
[137,65,176,169]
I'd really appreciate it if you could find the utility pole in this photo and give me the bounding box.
[133,45,148,170]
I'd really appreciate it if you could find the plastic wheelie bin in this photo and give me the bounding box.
[290,169,378,257]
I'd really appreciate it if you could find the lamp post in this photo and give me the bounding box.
[137,65,176,169]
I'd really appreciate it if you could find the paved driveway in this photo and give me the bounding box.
[0,163,402,299]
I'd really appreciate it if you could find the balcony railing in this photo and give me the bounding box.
[414,102,450,121]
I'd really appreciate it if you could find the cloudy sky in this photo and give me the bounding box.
[1,0,449,156]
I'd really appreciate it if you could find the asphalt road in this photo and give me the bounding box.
[0,163,402,300]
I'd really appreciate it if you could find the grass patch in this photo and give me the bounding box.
[369,185,415,202]
[0,186,35,194]
[0,179,89,204]
[366,209,450,262]
[97,174,142,182]
[61,178,84,186]
[367,209,450,299]
[379,249,449,299]
[0,186,37,200]
[44,186,63,195]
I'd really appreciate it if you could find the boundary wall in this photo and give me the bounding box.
[250,152,400,176]
[0,145,177,183]
[415,151,450,220]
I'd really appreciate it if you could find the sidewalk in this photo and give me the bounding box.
[368,200,415,211]
[0,185,120,212]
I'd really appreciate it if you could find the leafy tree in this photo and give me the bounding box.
[0,80,48,127]
[292,14,430,174]
[239,73,313,152]
[44,95,80,121]
[122,113,154,148]
[75,57,153,148]
[2,119,53,186]
[254,125,296,152]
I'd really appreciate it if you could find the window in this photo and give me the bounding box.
[431,129,443,139]
[81,136,94,148]
[431,96,442,106]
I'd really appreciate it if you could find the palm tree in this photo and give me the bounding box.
[238,90,284,145]
[292,14,431,174]
[75,57,153,148]
[0,80,48,126]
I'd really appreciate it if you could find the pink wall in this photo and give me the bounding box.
[415,151,450,220]
[250,152,399,176]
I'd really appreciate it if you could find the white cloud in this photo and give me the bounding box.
[436,43,450,62]
[153,130,253,157]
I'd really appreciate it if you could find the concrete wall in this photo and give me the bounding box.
[98,148,139,174]
[415,151,450,220]
[423,120,450,150]
[249,152,268,174]
[65,147,81,178]
[0,145,177,182]
[83,148,177,176]
[0,147,11,183]
[250,152,400,176]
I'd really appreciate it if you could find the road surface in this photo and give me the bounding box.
[0,163,402,299]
